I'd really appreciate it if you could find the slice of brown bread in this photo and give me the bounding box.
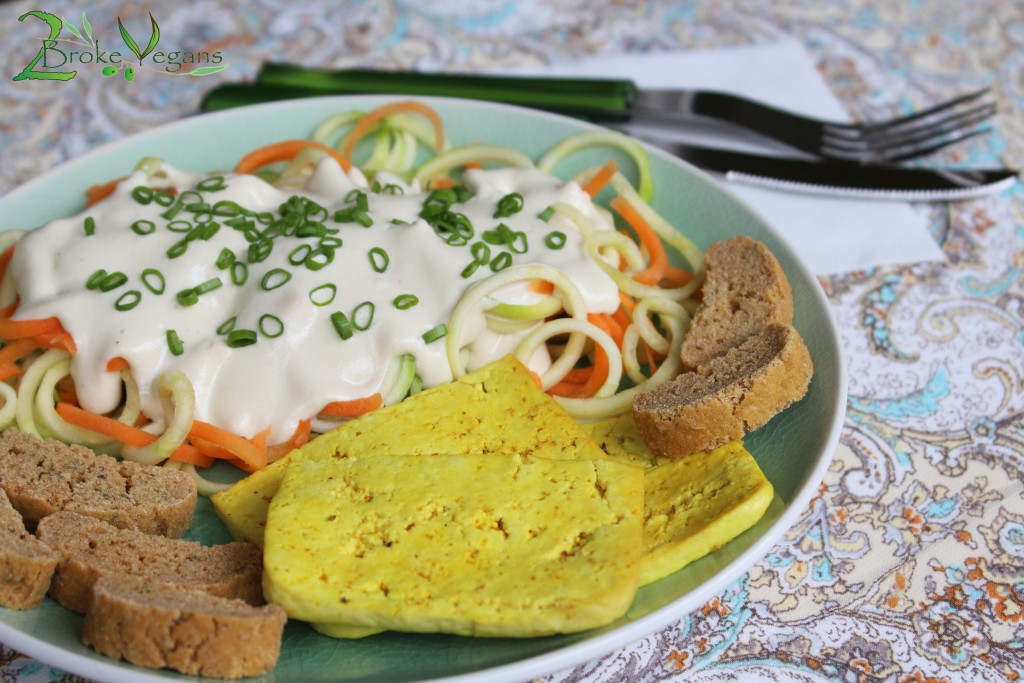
[83,576,286,679]
[633,323,813,457]
[0,488,58,610]
[680,236,794,370]
[0,429,196,537]
[35,511,263,613]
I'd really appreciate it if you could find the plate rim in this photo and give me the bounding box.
[0,94,848,683]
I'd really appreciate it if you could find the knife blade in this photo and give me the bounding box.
[199,81,1019,201]
[627,138,1019,201]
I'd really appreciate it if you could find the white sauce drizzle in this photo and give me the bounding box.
[9,160,619,442]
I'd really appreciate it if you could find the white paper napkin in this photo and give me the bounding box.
[495,40,946,275]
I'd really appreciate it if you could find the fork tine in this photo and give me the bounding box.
[859,103,996,151]
[821,88,992,143]
[856,87,992,133]
[874,126,994,163]
[822,102,996,153]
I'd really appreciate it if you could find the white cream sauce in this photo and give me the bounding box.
[9,160,618,442]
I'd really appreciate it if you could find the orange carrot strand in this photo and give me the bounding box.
[582,161,619,198]
[235,140,352,174]
[342,101,446,161]
[320,393,383,418]
[611,195,667,286]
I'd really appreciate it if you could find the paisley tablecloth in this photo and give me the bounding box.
[1,1,1022,681]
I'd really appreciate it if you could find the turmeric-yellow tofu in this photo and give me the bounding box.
[212,355,605,549]
[582,417,774,585]
[263,454,643,637]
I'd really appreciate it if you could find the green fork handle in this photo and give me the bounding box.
[201,64,635,121]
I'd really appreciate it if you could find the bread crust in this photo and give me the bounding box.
[680,236,793,370]
[35,511,263,613]
[0,488,58,610]
[634,323,812,457]
[0,429,196,537]
[82,576,286,678]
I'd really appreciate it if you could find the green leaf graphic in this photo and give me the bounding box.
[61,17,85,42]
[124,65,136,82]
[101,65,118,77]
[143,13,160,60]
[189,65,228,77]
[117,17,142,60]
[81,11,93,41]
[117,13,159,63]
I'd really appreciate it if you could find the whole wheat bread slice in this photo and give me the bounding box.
[83,575,286,678]
[0,488,58,610]
[35,511,263,613]
[680,235,794,370]
[634,323,812,457]
[0,429,196,537]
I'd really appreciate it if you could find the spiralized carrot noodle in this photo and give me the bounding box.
[342,100,446,161]
[235,139,352,174]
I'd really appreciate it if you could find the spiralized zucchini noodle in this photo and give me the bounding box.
[0,100,705,493]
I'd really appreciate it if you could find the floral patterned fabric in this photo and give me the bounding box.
[1,1,1022,681]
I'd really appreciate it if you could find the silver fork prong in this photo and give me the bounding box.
[821,101,996,153]
[874,126,994,163]
[856,87,992,133]
[820,87,992,141]
[859,104,996,152]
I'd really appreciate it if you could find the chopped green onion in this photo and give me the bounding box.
[471,241,491,264]
[226,329,257,347]
[545,231,567,249]
[382,183,404,195]
[83,216,96,236]
[334,207,373,227]
[215,248,235,269]
[345,189,369,212]
[114,290,141,311]
[289,244,312,265]
[141,268,165,294]
[460,261,481,279]
[216,316,237,335]
[248,239,272,264]
[393,294,419,310]
[194,278,222,295]
[131,186,154,204]
[176,288,199,306]
[421,323,447,344]
[318,236,343,249]
[85,268,107,290]
[259,313,285,338]
[368,247,389,273]
[330,311,353,340]
[166,240,188,259]
[197,175,227,192]
[153,191,175,207]
[490,252,512,272]
[309,283,337,307]
[390,218,408,225]
[166,329,184,356]
[261,268,291,291]
[304,245,335,271]
[351,301,375,331]
[230,261,248,286]
[98,271,128,291]
[131,219,156,235]
[493,192,524,218]
[166,219,193,233]
[212,200,249,217]
[538,206,555,222]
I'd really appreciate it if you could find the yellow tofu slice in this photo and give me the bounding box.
[212,356,605,548]
[263,454,643,637]
[582,417,774,585]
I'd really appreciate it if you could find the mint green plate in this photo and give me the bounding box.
[0,96,846,683]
